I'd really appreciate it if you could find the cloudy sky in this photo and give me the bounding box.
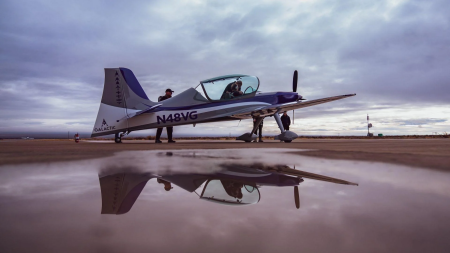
[1,0,449,137]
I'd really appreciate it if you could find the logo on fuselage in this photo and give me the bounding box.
[94,119,116,132]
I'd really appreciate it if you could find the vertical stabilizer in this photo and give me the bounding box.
[92,68,157,137]
[101,68,154,110]
[99,173,153,215]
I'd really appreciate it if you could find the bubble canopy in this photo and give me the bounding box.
[200,179,261,205]
[199,74,260,101]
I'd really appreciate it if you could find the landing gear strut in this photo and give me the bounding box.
[273,112,298,142]
[236,116,264,142]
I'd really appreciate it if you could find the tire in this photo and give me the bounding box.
[114,133,122,143]
[284,140,292,143]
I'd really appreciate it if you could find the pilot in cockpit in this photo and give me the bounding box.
[221,80,243,99]
[220,180,244,199]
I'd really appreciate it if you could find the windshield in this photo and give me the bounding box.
[200,179,260,205]
[200,75,259,101]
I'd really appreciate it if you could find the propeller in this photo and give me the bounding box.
[294,186,300,209]
[292,70,298,124]
[293,70,298,92]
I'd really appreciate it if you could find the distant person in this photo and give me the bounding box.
[155,88,176,143]
[74,133,80,143]
[281,112,291,131]
[253,117,264,142]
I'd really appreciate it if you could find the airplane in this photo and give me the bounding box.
[99,152,358,214]
[91,68,356,143]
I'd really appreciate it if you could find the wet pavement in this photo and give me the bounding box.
[1,149,450,253]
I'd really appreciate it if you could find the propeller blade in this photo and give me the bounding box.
[294,186,300,209]
[293,110,295,125]
[293,70,298,92]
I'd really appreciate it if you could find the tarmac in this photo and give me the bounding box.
[1,138,449,171]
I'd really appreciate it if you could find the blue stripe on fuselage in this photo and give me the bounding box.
[144,92,299,113]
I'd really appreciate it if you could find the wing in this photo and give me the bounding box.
[231,93,356,118]
[275,166,358,186]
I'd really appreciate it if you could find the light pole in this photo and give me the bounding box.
[367,114,373,137]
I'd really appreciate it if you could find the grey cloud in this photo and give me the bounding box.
[0,0,449,134]
[23,122,43,125]
[397,118,447,126]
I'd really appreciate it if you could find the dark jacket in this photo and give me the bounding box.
[281,114,290,127]
[158,95,171,102]
[253,117,263,126]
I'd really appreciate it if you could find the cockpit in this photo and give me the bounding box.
[200,179,260,205]
[197,74,260,101]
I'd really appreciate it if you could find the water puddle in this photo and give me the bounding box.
[1,149,449,252]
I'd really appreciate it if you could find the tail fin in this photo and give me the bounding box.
[92,68,157,137]
[99,173,153,215]
[101,68,154,110]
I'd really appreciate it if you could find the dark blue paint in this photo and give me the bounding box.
[120,68,149,100]
[143,92,299,113]
[277,92,300,104]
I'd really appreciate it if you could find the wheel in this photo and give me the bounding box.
[284,140,292,143]
[114,133,122,143]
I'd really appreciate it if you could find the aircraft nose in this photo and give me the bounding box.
[277,92,300,103]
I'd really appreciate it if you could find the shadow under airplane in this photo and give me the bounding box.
[99,153,358,214]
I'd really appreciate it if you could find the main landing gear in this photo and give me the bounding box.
[236,117,264,142]
[236,113,299,143]
[114,133,123,143]
[273,112,298,143]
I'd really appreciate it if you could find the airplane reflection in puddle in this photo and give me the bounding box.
[99,152,358,215]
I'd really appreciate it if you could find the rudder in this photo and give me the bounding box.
[101,68,154,110]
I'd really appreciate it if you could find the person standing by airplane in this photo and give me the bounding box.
[281,111,291,131]
[253,117,264,142]
[155,88,176,143]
